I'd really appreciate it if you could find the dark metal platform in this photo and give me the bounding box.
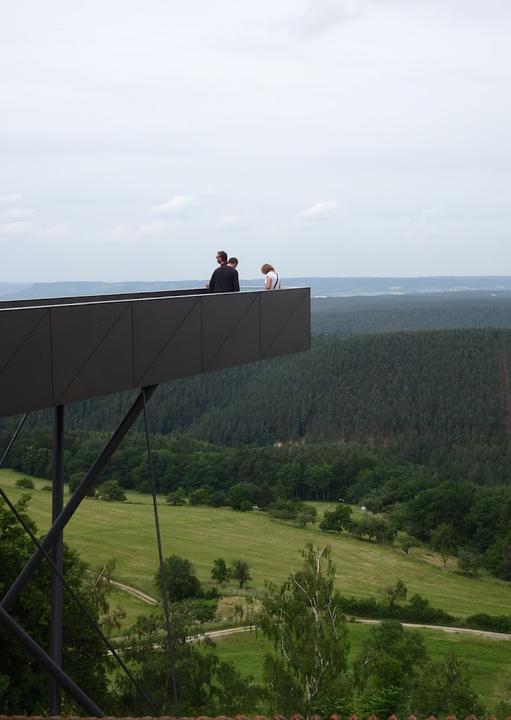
[0,287,310,417]
[0,284,310,715]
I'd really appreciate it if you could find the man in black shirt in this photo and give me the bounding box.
[209,250,240,292]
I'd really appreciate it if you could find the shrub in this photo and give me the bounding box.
[96,480,127,502]
[464,612,511,634]
[339,592,455,625]
[189,486,212,505]
[15,477,34,489]
[202,587,219,600]
[166,488,187,505]
[296,505,318,527]
[268,499,303,520]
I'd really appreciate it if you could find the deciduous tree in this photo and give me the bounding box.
[410,651,482,718]
[113,605,261,715]
[156,555,203,602]
[319,504,352,534]
[353,620,427,718]
[211,558,230,585]
[0,495,111,713]
[259,543,351,718]
[431,521,456,567]
[230,559,251,589]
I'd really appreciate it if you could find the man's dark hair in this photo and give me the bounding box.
[217,250,227,262]
[228,257,238,265]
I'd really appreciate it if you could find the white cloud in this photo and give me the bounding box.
[0,193,23,204]
[0,221,33,235]
[150,195,194,215]
[3,207,35,219]
[299,201,339,219]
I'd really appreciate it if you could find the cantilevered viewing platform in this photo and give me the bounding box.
[0,286,310,417]
[0,285,310,716]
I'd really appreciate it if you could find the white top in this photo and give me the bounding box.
[265,270,281,290]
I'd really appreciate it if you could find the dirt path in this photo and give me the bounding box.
[354,617,511,641]
[111,581,511,641]
[109,579,158,606]
[203,622,511,642]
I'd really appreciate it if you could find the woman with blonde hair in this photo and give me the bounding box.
[261,263,281,290]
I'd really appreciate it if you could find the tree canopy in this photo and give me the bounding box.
[259,543,350,717]
[0,495,113,714]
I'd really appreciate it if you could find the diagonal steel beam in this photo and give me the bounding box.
[0,483,160,715]
[0,605,105,717]
[262,292,309,359]
[49,404,65,715]
[204,293,259,371]
[1,384,157,613]
[0,413,28,467]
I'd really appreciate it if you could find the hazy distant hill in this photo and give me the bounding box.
[3,276,511,301]
[0,282,30,296]
[0,280,195,301]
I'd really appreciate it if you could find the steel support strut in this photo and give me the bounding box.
[1,385,157,613]
[0,413,28,467]
[49,404,64,715]
[143,388,179,711]
[0,484,160,715]
[0,605,105,717]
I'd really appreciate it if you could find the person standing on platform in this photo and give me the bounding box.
[261,263,281,290]
[209,250,240,292]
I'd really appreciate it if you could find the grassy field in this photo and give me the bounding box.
[213,623,511,709]
[3,469,511,619]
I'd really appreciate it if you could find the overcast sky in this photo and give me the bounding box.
[1,0,510,282]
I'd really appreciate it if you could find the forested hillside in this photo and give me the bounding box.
[4,327,510,483]
[312,293,511,335]
[20,328,506,480]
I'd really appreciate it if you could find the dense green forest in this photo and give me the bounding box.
[311,294,511,335]
[9,326,511,480]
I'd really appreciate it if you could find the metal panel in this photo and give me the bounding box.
[260,288,311,359]
[0,288,310,417]
[51,302,133,405]
[0,308,53,415]
[133,296,202,386]
[202,292,260,372]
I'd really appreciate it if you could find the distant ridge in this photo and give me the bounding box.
[3,276,511,301]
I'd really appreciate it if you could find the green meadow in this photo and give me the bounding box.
[213,623,511,709]
[3,468,511,619]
